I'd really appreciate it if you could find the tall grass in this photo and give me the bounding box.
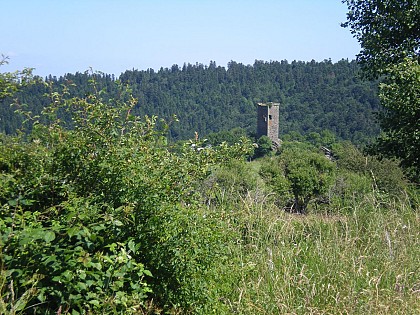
[218,191,419,314]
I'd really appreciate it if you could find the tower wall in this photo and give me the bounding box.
[257,102,280,142]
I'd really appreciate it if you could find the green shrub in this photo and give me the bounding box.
[204,159,263,207]
[254,135,273,158]
[258,156,293,207]
[281,146,336,213]
[0,79,253,313]
[333,141,409,196]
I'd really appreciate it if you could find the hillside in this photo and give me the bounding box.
[0,59,380,143]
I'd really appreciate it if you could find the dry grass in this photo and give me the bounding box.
[220,192,420,314]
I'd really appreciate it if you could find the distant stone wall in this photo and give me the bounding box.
[257,102,280,143]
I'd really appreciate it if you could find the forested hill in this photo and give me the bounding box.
[0,59,380,143]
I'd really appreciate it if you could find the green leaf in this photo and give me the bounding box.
[37,290,46,302]
[67,226,81,238]
[42,255,57,265]
[128,239,136,253]
[76,282,87,291]
[8,199,17,206]
[113,219,123,226]
[44,231,56,243]
[52,276,61,282]
[20,198,34,206]
[79,271,86,280]
[89,300,100,307]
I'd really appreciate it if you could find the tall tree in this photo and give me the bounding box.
[342,0,420,182]
[375,58,420,181]
[342,0,420,79]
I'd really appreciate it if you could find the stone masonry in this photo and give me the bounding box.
[257,102,280,144]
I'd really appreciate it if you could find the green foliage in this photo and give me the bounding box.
[305,129,337,147]
[333,141,408,196]
[254,135,273,158]
[1,56,419,315]
[0,268,39,315]
[206,148,419,314]
[259,140,409,213]
[259,156,293,206]
[1,201,152,313]
[342,1,420,181]
[1,60,381,143]
[374,58,420,182]
[0,56,33,99]
[207,127,248,146]
[138,203,238,313]
[204,159,264,208]
[281,146,335,213]
[342,0,420,79]
[0,78,253,313]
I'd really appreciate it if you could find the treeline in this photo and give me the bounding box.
[0,59,380,143]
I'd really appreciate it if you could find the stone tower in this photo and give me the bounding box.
[257,102,280,144]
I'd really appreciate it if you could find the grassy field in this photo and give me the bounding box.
[216,192,419,314]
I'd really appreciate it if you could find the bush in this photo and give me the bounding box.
[258,156,292,207]
[281,146,335,213]
[254,135,273,158]
[332,141,409,196]
[0,79,252,313]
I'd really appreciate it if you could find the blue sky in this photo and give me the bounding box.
[1,0,360,77]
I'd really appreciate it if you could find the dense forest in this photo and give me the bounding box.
[0,59,380,144]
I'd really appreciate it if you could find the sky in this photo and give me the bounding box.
[1,0,360,78]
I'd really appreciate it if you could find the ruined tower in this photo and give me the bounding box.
[257,102,280,145]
